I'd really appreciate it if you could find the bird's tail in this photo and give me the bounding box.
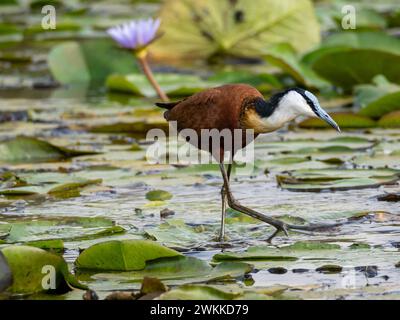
[155,101,180,110]
[155,101,181,120]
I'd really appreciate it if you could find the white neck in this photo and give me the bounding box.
[259,91,313,132]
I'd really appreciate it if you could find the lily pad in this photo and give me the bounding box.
[106,73,210,97]
[92,256,252,284]
[158,284,242,300]
[298,112,376,129]
[145,190,173,201]
[0,136,98,163]
[1,245,85,294]
[208,70,281,92]
[2,216,123,244]
[48,39,139,85]
[359,92,400,119]
[262,43,329,88]
[308,32,400,90]
[378,111,400,128]
[75,240,181,271]
[276,168,400,192]
[0,251,12,293]
[153,0,321,60]
[355,75,400,113]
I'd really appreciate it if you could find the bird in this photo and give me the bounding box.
[156,84,340,242]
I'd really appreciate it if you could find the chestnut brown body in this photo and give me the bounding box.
[158,84,263,161]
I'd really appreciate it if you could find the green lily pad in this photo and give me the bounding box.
[262,43,329,88]
[153,0,321,60]
[276,168,400,192]
[0,136,98,163]
[207,70,281,92]
[25,239,64,252]
[316,264,343,274]
[2,216,123,243]
[145,190,173,201]
[298,112,376,129]
[106,73,210,97]
[92,256,252,285]
[0,175,102,197]
[1,245,85,294]
[308,32,400,90]
[332,9,387,30]
[145,219,213,247]
[0,251,12,293]
[359,92,400,119]
[214,241,340,263]
[378,111,400,128]
[75,240,181,271]
[158,284,242,300]
[353,152,400,169]
[354,75,400,111]
[48,39,139,85]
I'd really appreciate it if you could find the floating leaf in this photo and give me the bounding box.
[97,256,253,284]
[0,251,12,293]
[75,240,181,271]
[1,245,85,294]
[307,32,400,90]
[159,284,243,300]
[359,93,400,119]
[145,190,173,201]
[332,9,387,30]
[145,219,213,248]
[0,136,98,163]
[262,43,329,88]
[2,216,122,243]
[316,264,342,274]
[277,168,400,192]
[106,73,211,97]
[25,239,64,252]
[354,75,400,111]
[378,111,400,128]
[208,70,281,92]
[153,0,320,60]
[298,112,376,129]
[48,39,139,85]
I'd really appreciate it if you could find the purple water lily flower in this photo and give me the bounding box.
[107,18,161,50]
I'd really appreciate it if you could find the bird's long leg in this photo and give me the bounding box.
[219,163,232,242]
[219,163,288,242]
[218,164,345,242]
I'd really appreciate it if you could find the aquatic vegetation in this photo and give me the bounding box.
[0,0,400,301]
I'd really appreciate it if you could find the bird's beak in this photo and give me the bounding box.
[314,107,341,132]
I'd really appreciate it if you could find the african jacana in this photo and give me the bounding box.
[156,84,340,242]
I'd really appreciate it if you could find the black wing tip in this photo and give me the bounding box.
[155,101,179,110]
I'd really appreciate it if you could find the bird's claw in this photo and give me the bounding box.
[266,222,289,243]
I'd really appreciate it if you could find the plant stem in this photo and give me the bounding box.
[137,54,169,102]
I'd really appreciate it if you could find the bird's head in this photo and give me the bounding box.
[249,88,341,133]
